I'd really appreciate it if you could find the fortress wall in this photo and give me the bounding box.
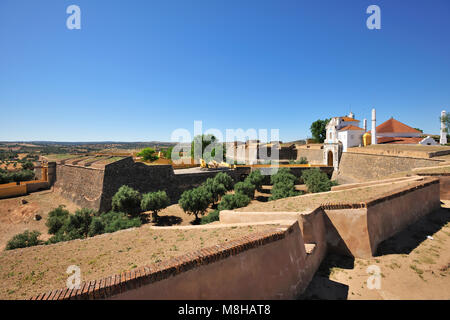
[337,152,443,182]
[366,179,441,254]
[100,158,239,212]
[296,149,324,164]
[35,222,317,300]
[323,178,440,258]
[220,178,440,259]
[53,164,105,210]
[101,158,176,212]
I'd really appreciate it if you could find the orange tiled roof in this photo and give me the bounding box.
[376,118,421,134]
[340,116,359,122]
[377,137,423,144]
[339,125,365,131]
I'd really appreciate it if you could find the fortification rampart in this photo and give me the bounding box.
[221,177,440,258]
[30,176,441,300]
[337,152,443,182]
[52,157,239,212]
[31,221,320,300]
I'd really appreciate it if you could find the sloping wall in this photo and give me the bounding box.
[53,164,105,210]
[337,152,442,182]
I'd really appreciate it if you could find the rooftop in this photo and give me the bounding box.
[376,118,422,134]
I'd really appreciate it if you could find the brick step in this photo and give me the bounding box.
[304,243,316,255]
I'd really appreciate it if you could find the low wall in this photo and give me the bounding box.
[32,222,318,300]
[23,180,50,193]
[417,173,450,200]
[221,178,440,259]
[220,208,327,277]
[0,180,50,199]
[337,152,443,182]
[0,184,27,199]
[323,178,440,258]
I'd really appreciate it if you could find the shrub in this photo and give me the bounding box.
[246,170,264,191]
[200,210,220,225]
[137,147,159,162]
[61,208,96,239]
[111,185,142,216]
[301,168,333,193]
[0,169,35,184]
[90,211,142,235]
[141,191,170,221]
[46,205,70,235]
[270,168,297,185]
[269,168,299,201]
[21,161,34,170]
[6,230,42,250]
[217,193,251,211]
[213,172,234,191]
[289,157,308,164]
[234,181,256,199]
[202,178,227,205]
[269,181,300,201]
[11,170,35,182]
[178,187,212,221]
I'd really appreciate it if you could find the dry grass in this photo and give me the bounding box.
[0,224,277,300]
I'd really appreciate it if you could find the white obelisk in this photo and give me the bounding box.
[441,110,447,145]
[371,108,377,145]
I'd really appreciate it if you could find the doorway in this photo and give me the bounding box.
[327,151,333,167]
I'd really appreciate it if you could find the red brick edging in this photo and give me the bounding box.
[30,225,293,300]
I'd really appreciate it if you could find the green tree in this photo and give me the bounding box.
[310,118,331,143]
[178,187,212,222]
[213,172,234,191]
[234,181,256,199]
[141,190,170,221]
[137,147,159,162]
[269,180,300,201]
[301,168,333,193]
[191,134,222,162]
[111,185,143,216]
[202,178,227,205]
[245,170,264,191]
[217,193,251,211]
[46,205,70,235]
[21,161,34,170]
[163,147,174,159]
[270,168,297,185]
[200,210,220,225]
[269,168,299,201]
[6,230,43,250]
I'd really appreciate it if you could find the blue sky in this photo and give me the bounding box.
[1,0,449,142]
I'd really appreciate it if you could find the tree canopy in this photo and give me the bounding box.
[310,118,331,143]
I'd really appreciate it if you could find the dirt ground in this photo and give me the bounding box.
[301,201,450,300]
[0,190,81,250]
[0,224,276,300]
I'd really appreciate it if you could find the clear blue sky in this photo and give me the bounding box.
[1,0,449,142]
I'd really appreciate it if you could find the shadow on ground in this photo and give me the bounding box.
[375,204,450,256]
[154,215,183,226]
[299,253,353,300]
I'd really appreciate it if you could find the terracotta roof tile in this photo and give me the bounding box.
[376,118,421,134]
[339,125,365,131]
[340,117,359,122]
[377,137,423,144]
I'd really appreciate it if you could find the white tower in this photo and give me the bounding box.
[363,118,367,132]
[371,108,377,145]
[441,110,448,145]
